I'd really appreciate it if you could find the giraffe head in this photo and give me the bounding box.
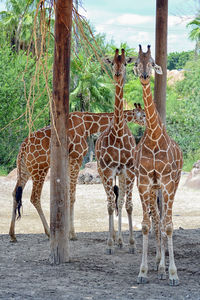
[134,45,163,85]
[133,103,146,126]
[105,49,135,83]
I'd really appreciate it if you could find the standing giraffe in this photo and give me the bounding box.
[9,106,145,242]
[95,49,136,254]
[134,45,183,285]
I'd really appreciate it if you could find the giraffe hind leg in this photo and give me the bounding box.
[9,180,28,242]
[30,177,50,238]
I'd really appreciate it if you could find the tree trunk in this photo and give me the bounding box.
[50,0,72,264]
[154,0,168,125]
[154,0,168,218]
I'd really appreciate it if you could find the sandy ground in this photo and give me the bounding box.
[0,173,200,299]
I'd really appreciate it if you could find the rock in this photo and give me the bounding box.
[185,160,200,189]
[7,161,102,185]
[78,162,101,184]
[167,69,185,86]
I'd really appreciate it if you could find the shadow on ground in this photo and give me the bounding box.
[0,229,200,300]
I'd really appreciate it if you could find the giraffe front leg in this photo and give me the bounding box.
[149,189,161,270]
[167,227,179,286]
[161,189,179,286]
[137,191,151,284]
[116,174,125,249]
[158,230,167,280]
[69,159,82,240]
[125,175,136,254]
[104,177,116,255]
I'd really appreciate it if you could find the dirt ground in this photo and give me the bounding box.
[0,173,200,300]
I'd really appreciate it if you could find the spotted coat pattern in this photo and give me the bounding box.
[134,45,183,286]
[95,49,137,253]
[9,108,145,242]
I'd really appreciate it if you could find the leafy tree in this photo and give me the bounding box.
[187,14,200,55]
[0,0,36,51]
[0,43,50,171]
[166,58,200,169]
[167,51,194,70]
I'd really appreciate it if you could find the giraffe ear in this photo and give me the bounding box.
[103,57,113,65]
[154,64,163,75]
[126,57,136,64]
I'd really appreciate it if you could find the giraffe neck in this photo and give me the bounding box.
[114,80,124,136]
[83,109,139,136]
[142,83,162,139]
[84,112,113,135]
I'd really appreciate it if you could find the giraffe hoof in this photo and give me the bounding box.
[10,237,17,243]
[137,276,149,284]
[70,236,78,241]
[158,272,166,280]
[69,231,78,241]
[129,246,136,254]
[169,279,179,286]
[117,242,123,249]
[106,248,114,255]
[154,264,158,271]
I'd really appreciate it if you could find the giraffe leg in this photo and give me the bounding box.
[116,174,125,248]
[137,187,151,284]
[149,189,161,270]
[125,175,136,254]
[102,174,115,255]
[9,174,30,242]
[161,187,179,286]
[30,177,50,238]
[69,158,82,240]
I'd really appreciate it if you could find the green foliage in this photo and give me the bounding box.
[70,52,114,112]
[166,58,200,169]
[0,166,8,176]
[0,43,50,172]
[187,14,200,54]
[0,1,199,174]
[167,51,194,70]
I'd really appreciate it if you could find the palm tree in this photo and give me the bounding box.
[187,14,200,55]
[70,52,114,112]
[0,0,36,51]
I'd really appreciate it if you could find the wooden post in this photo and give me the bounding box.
[154,0,168,217]
[154,0,168,124]
[50,0,72,264]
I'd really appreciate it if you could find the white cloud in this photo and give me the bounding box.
[168,15,193,27]
[79,4,194,54]
[107,14,153,26]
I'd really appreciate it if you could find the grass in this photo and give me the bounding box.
[0,166,8,176]
[183,151,200,172]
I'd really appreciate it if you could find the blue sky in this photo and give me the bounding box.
[0,0,198,55]
[79,0,199,55]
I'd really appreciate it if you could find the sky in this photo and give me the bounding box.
[78,0,200,55]
[0,0,199,55]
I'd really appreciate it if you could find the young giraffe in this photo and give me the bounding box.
[134,45,183,285]
[9,106,145,242]
[95,49,136,254]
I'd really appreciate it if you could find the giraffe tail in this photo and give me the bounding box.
[15,186,23,219]
[113,184,119,216]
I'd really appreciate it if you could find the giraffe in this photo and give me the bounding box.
[134,45,183,285]
[9,105,145,242]
[95,49,137,254]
